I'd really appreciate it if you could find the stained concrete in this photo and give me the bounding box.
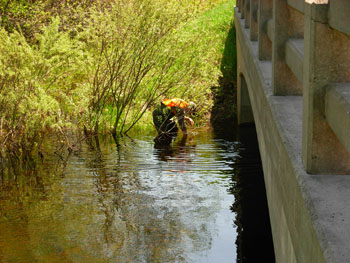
[235,7,350,262]
[325,84,350,153]
[329,0,350,35]
[302,2,350,174]
[285,39,304,82]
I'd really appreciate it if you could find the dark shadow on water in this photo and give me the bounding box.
[234,125,275,262]
[211,14,275,262]
[215,124,276,263]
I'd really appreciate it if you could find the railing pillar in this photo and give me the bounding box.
[272,0,303,95]
[241,0,246,18]
[302,1,350,174]
[249,0,259,40]
[244,0,251,28]
[258,0,273,60]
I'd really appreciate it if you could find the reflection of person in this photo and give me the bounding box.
[154,134,188,161]
[152,98,195,145]
[154,134,196,168]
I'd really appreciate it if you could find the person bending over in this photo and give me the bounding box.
[152,98,195,144]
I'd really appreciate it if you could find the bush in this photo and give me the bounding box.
[0,0,234,156]
[0,17,89,156]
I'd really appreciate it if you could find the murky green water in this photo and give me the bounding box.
[0,127,274,263]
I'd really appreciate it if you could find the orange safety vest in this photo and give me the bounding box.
[162,98,188,109]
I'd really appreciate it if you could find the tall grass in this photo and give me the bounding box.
[124,0,236,131]
[154,0,236,124]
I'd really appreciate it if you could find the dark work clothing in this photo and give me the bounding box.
[152,102,185,145]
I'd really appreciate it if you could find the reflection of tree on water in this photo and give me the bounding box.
[0,153,72,262]
[0,132,235,263]
[79,134,223,263]
[79,135,211,262]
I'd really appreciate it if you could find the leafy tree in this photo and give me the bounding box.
[81,0,199,136]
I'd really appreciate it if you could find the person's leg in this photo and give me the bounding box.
[165,120,178,135]
[153,104,177,145]
[174,107,186,133]
[152,104,165,133]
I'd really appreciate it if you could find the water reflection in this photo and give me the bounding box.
[153,134,195,168]
[214,125,275,263]
[0,127,274,263]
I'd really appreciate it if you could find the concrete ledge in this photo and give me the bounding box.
[237,0,242,12]
[285,39,304,83]
[287,0,304,14]
[325,83,350,153]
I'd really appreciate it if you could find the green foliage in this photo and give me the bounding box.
[0,17,89,156]
[165,0,236,124]
[0,0,236,157]
[79,0,218,136]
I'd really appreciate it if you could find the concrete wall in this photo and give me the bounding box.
[235,1,350,262]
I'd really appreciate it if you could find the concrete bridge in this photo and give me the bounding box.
[234,0,350,262]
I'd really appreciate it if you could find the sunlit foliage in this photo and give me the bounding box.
[0,0,235,157]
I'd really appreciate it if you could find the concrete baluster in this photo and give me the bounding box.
[258,0,273,60]
[250,0,259,40]
[244,0,251,28]
[241,0,246,19]
[238,0,243,13]
[302,0,350,174]
[272,0,303,95]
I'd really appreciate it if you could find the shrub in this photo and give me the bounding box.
[0,17,89,156]
[0,0,234,156]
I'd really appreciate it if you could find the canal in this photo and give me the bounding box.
[0,126,274,262]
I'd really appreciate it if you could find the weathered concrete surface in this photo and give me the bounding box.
[235,7,350,263]
[325,84,350,153]
[285,39,304,82]
[272,0,303,95]
[302,2,350,174]
[287,0,304,13]
[258,0,272,60]
[237,74,254,124]
[249,0,259,41]
[329,0,350,35]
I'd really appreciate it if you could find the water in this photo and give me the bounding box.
[0,126,274,263]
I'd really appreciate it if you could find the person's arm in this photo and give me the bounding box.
[176,109,194,133]
[176,107,187,133]
[184,116,194,126]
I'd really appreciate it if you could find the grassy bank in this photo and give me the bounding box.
[139,0,236,129]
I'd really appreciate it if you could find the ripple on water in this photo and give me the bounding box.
[0,129,262,263]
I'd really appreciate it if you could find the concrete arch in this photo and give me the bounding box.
[237,73,254,125]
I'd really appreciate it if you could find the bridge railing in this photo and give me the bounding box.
[236,0,350,174]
